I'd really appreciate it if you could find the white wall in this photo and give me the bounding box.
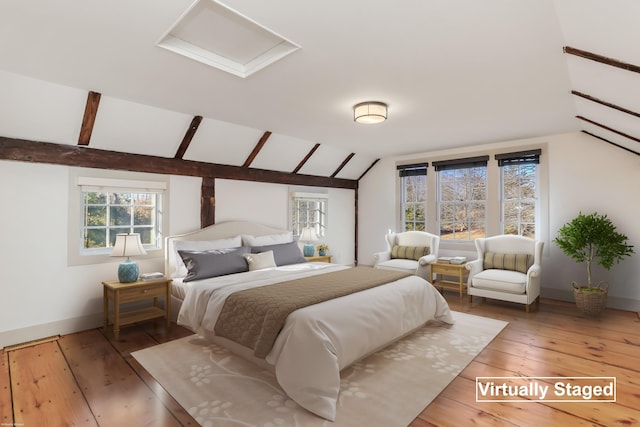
[358,132,640,311]
[0,164,355,348]
[546,132,640,308]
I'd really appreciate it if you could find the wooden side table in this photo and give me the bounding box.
[305,255,332,263]
[429,262,469,299]
[102,278,172,340]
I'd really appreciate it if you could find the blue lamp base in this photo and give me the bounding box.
[303,244,315,257]
[118,259,139,283]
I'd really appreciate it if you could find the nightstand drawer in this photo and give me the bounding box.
[435,264,463,275]
[119,283,166,302]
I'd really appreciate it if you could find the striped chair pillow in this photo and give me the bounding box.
[483,252,533,274]
[391,245,430,261]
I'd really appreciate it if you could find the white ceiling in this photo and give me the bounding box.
[1,0,639,178]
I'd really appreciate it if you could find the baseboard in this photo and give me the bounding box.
[0,313,103,350]
[541,288,640,312]
[1,300,172,350]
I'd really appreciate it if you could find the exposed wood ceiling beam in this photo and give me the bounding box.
[243,131,272,167]
[563,46,640,74]
[357,158,380,181]
[174,115,203,159]
[292,143,320,173]
[77,91,101,146]
[354,187,359,265]
[0,136,357,189]
[331,153,355,178]
[571,91,640,119]
[576,115,640,144]
[201,177,215,228]
[581,130,640,156]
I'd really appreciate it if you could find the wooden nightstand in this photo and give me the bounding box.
[429,262,469,300]
[102,278,171,340]
[305,255,332,263]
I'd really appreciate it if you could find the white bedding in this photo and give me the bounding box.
[177,262,454,421]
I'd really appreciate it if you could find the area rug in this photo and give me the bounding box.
[132,311,507,427]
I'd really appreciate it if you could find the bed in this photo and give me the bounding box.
[165,221,454,421]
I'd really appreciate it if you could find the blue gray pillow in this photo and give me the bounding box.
[179,246,250,282]
[250,241,307,266]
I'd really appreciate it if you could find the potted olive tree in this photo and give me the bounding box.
[554,212,634,315]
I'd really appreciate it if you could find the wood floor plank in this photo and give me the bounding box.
[483,338,640,386]
[417,395,518,427]
[106,323,164,356]
[127,357,199,427]
[0,350,13,426]
[462,360,640,425]
[439,376,599,427]
[9,341,97,426]
[59,329,181,427]
[499,324,640,358]
[499,327,640,370]
[100,323,199,425]
[138,319,194,344]
[468,345,640,413]
[407,416,437,427]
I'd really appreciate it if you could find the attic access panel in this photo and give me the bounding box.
[157,0,300,78]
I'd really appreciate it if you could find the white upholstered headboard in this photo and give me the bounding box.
[164,221,289,277]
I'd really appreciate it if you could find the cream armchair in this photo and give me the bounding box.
[373,231,439,280]
[466,235,543,312]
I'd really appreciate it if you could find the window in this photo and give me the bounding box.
[397,163,427,231]
[79,177,165,255]
[497,150,540,239]
[290,192,327,237]
[434,156,488,241]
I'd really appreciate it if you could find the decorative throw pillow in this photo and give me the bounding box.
[179,246,249,282]
[483,252,533,274]
[172,236,242,278]
[391,245,430,260]
[243,250,277,271]
[250,241,308,266]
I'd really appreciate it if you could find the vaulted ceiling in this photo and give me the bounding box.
[1,0,638,182]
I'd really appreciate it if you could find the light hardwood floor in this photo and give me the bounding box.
[2,294,639,426]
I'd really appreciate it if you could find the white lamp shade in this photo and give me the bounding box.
[354,102,387,124]
[110,233,147,258]
[299,227,318,242]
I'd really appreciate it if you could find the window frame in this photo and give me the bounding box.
[68,170,169,266]
[290,191,328,238]
[434,156,489,242]
[398,163,428,231]
[497,149,541,239]
[80,183,164,256]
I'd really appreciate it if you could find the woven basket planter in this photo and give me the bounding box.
[572,281,608,316]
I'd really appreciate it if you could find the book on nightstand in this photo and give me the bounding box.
[437,257,452,264]
[450,256,467,265]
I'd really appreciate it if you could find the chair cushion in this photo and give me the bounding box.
[483,252,532,274]
[472,269,527,294]
[375,258,419,273]
[391,245,430,260]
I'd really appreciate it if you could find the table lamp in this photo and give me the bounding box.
[110,233,147,283]
[299,227,318,257]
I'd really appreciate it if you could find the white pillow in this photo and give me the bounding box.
[241,232,293,246]
[172,236,242,278]
[243,251,277,271]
